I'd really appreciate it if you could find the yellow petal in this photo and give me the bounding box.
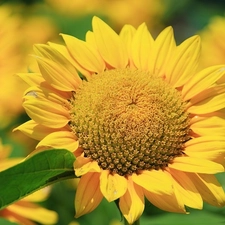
[74,156,100,176]
[169,156,224,173]
[169,169,203,209]
[18,72,74,102]
[85,31,97,49]
[23,97,69,128]
[186,84,225,110]
[191,116,225,136]
[144,182,186,213]
[188,173,225,207]
[182,65,225,101]
[74,156,91,168]
[132,170,173,195]
[34,44,81,92]
[36,131,78,152]
[185,136,225,161]
[13,120,62,141]
[24,188,50,202]
[35,57,79,92]
[119,24,136,40]
[185,135,225,149]
[17,73,44,86]
[7,203,58,224]
[35,44,82,83]
[145,192,186,213]
[100,170,128,202]
[167,36,200,87]
[187,90,225,114]
[24,86,71,106]
[75,172,103,217]
[62,34,105,73]
[119,24,136,65]
[149,27,176,76]
[49,42,92,79]
[131,23,154,70]
[119,177,144,224]
[92,16,128,68]
[0,158,23,171]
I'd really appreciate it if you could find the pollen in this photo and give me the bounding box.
[69,69,190,176]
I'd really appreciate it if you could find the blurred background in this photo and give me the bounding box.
[0,0,225,224]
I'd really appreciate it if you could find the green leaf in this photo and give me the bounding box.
[0,149,76,210]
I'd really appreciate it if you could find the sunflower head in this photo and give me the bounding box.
[69,68,190,176]
[16,16,225,224]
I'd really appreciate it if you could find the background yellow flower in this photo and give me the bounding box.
[45,0,165,31]
[0,4,58,129]
[199,15,225,69]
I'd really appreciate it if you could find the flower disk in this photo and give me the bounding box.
[69,69,190,175]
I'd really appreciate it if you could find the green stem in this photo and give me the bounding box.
[124,218,140,225]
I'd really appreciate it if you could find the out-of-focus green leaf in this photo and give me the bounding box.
[0,218,19,225]
[0,149,76,210]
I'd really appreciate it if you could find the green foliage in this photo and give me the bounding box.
[0,149,76,210]
[0,218,18,225]
[141,209,225,225]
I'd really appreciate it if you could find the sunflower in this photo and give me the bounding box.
[15,17,225,224]
[0,140,58,225]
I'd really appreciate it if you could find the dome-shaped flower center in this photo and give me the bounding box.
[69,69,190,176]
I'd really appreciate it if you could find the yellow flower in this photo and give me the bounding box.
[16,17,225,224]
[0,6,25,128]
[199,16,225,69]
[0,140,58,225]
[97,0,165,30]
[0,4,58,128]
